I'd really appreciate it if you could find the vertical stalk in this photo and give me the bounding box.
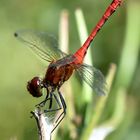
[115,0,140,89]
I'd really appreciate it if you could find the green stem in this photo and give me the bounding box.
[80,64,116,140]
[115,0,140,89]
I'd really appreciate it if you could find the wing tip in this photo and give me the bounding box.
[14,32,18,37]
[95,84,108,96]
[97,90,107,96]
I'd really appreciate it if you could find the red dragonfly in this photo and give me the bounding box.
[15,0,122,133]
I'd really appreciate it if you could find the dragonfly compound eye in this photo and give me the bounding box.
[27,77,43,97]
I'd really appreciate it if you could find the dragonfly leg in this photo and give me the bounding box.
[51,90,66,133]
[35,88,50,107]
[44,92,62,113]
[55,91,66,123]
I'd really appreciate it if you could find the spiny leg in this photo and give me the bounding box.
[51,90,66,133]
[44,92,62,113]
[55,91,66,124]
[48,92,53,109]
[35,88,52,107]
[35,87,66,133]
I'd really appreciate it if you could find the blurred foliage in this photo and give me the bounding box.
[0,0,140,140]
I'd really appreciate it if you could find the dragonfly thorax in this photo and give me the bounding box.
[43,60,74,89]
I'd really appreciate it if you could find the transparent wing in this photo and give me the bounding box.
[76,63,108,95]
[14,30,66,62]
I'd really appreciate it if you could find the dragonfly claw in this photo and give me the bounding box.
[35,100,46,108]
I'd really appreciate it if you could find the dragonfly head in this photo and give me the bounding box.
[27,77,43,97]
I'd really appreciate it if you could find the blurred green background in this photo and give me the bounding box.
[0,0,140,140]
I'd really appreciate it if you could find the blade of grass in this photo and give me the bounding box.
[105,95,136,140]
[75,8,93,103]
[58,10,77,140]
[80,63,117,140]
[59,10,69,53]
[115,0,140,89]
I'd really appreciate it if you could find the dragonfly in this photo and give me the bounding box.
[14,0,122,133]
